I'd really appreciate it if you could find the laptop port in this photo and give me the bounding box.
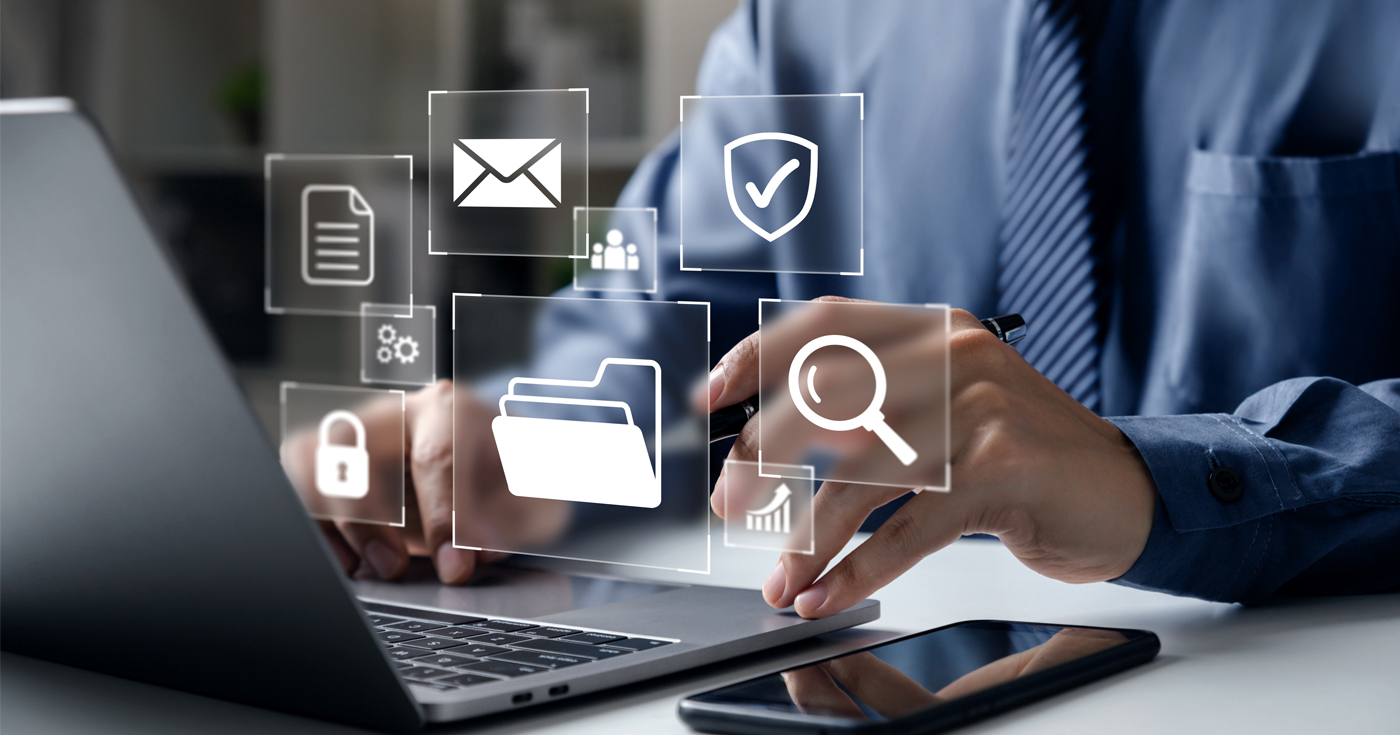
[548,685,569,697]
[512,693,533,705]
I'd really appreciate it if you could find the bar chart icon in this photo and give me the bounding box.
[722,460,814,555]
[746,483,792,534]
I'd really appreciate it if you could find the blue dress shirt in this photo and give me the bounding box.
[532,0,1400,602]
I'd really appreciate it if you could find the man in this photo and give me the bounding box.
[294,0,1400,611]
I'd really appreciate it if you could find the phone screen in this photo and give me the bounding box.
[688,621,1145,723]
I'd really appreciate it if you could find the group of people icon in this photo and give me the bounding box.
[590,228,641,271]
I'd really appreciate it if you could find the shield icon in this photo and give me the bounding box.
[724,132,819,242]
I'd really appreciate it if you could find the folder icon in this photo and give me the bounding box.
[453,138,562,208]
[301,185,375,286]
[492,358,661,508]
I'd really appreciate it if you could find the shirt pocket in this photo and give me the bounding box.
[1145,148,1400,414]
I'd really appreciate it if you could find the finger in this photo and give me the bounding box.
[781,665,865,719]
[767,481,908,608]
[794,488,973,618]
[711,460,810,536]
[791,312,952,411]
[711,462,729,518]
[279,430,318,497]
[335,519,410,580]
[825,652,941,717]
[318,520,358,574]
[743,390,876,469]
[711,462,764,522]
[705,300,971,416]
[704,296,898,413]
[407,381,478,585]
[704,325,762,412]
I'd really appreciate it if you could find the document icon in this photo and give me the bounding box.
[301,184,374,286]
[453,138,562,208]
[491,358,661,508]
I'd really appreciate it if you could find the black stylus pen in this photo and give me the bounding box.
[707,313,1027,443]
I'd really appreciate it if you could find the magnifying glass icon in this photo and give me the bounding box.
[788,335,919,466]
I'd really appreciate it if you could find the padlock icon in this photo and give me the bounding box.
[315,410,370,499]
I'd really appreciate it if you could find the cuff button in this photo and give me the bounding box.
[1208,466,1244,503]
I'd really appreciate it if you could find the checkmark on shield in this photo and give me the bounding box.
[724,132,819,243]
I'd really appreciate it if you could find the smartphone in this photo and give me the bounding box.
[678,620,1159,734]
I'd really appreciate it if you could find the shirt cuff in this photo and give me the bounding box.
[1104,413,1299,603]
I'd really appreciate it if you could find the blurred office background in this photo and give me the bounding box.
[2,0,735,424]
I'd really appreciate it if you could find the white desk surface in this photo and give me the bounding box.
[5,536,1398,734]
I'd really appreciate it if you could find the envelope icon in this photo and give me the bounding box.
[453,138,562,208]
[492,358,661,508]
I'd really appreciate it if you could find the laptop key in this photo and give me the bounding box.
[398,666,455,680]
[384,620,445,633]
[407,680,458,692]
[559,632,627,646]
[367,614,406,627]
[456,643,511,658]
[472,633,530,646]
[438,673,498,687]
[413,652,478,668]
[606,637,673,651]
[377,631,425,644]
[398,637,468,651]
[592,646,633,660]
[490,649,588,669]
[388,647,429,661]
[514,638,607,659]
[360,602,485,626]
[528,627,582,639]
[434,626,490,639]
[458,660,546,678]
[470,620,537,634]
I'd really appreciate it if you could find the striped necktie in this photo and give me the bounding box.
[995,0,1101,411]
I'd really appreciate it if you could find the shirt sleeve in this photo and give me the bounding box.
[1105,377,1400,604]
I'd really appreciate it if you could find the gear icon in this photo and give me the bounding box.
[376,323,397,345]
[394,335,420,364]
[376,345,394,364]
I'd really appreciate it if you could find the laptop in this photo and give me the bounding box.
[0,99,879,731]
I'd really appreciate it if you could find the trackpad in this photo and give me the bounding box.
[353,561,684,619]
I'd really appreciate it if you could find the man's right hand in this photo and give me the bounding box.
[701,302,1158,619]
[281,380,569,584]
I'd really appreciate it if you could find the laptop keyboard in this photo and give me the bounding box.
[362,602,675,693]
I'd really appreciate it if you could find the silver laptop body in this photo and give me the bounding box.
[0,100,878,731]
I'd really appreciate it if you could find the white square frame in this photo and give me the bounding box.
[722,460,816,555]
[449,293,713,574]
[678,93,864,276]
[756,298,952,493]
[279,381,407,527]
[571,206,659,294]
[359,303,437,387]
[264,154,414,317]
[427,88,590,258]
